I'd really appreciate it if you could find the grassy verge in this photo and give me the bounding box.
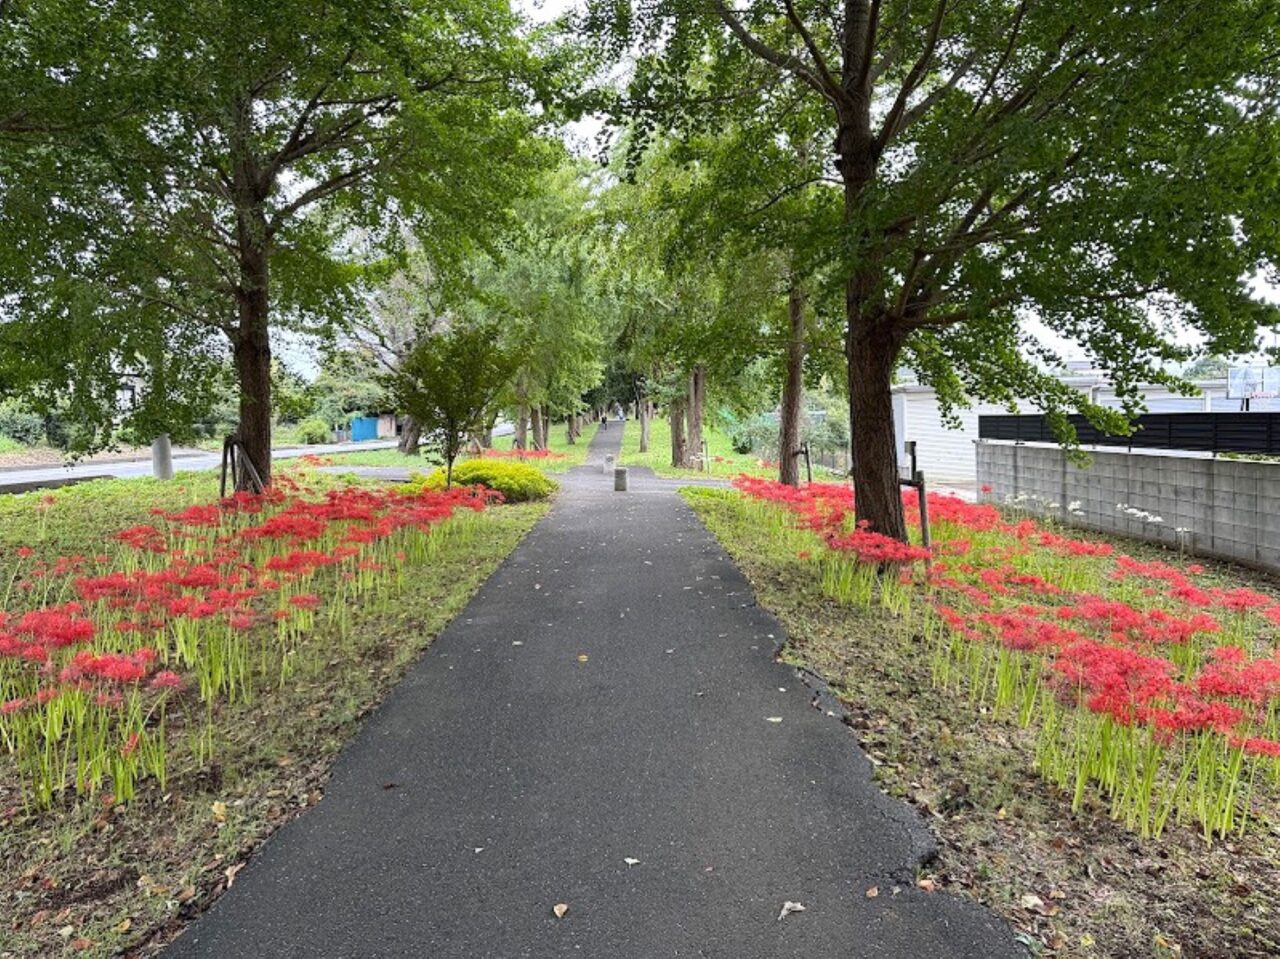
[318,421,599,475]
[683,485,1280,958]
[618,415,776,479]
[0,472,546,957]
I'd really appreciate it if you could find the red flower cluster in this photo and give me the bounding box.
[1,474,500,806]
[731,471,1280,837]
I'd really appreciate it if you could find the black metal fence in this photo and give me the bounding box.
[978,412,1280,456]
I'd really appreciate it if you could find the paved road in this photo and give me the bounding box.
[165,428,1020,958]
[0,440,401,493]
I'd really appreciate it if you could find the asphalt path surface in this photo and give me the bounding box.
[165,426,1021,958]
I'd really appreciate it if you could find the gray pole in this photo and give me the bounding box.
[151,434,174,480]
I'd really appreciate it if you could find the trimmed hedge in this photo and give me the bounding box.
[409,459,557,502]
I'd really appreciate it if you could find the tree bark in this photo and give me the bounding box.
[835,86,910,539]
[846,314,908,541]
[685,365,705,469]
[779,283,807,487]
[669,395,687,469]
[529,406,544,450]
[638,400,651,453]
[515,402,528,449]
[398,415,422,455]
[566,416,575,445]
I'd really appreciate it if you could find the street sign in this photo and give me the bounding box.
[1226,365,1280,399]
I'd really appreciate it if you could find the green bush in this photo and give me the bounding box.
[296,417,332,445]
[408,459,557,502]
[0,401,45,446]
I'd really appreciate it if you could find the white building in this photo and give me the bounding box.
[892,367,1248,486]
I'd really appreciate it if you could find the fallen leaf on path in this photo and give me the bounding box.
[623,858,640,867]
[865,886,879,898]
[765,717,783,723]
[577,654,589,662]
[917,878,937,892]
[552,903,569,918]
[225,863,244,888]
[777,901,805,920]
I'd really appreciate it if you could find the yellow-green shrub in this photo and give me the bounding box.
[407,459,557,502]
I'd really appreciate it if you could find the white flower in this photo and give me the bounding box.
[1067,501,1082,512]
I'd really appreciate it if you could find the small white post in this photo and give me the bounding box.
[604,454,615,474]
[151,433,174,480]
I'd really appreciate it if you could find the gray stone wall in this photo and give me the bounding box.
[975,441,1280,573]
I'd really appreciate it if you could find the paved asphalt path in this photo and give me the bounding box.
[166,426,1021,958]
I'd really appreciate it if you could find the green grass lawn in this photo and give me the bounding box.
[317,421,599,475]
[0,468,545,957]
[617,415,777,479]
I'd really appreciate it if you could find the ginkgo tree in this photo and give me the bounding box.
[0,0,562,483]
[584,0,1280,540]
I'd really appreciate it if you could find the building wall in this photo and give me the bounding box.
[976,441,1280,573]
[896,378,1237,485]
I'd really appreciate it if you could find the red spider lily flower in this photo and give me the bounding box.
[149,671,183,691]
[1,697,28,715]
[288,594,321,610]
[1241,737,1280,758]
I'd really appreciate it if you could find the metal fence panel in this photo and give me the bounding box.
[977,412,1280,456]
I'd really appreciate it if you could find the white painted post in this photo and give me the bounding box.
[604,454,615,474]
[151,434,174,480]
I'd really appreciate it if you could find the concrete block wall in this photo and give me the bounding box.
[975,441,1280,573]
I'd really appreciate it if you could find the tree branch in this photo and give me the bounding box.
[876,0,949,150]
[782,0,848,105]
[708,0,835,102]
[268,165,372,231]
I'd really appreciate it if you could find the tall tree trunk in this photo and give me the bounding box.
[229,100,273,491]
[529,406,544,450]
[779,283,807,487]
[232,224,272,490]
[398,416,422,455]
[566,416,575,445]
[515,403,529,449]
[685,364,705,469]
[669,396,687,469]
[638,400,651,453]
[846,313,907,541]
[837,94,908,540]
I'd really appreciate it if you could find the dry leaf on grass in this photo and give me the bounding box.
[552,903,569,918]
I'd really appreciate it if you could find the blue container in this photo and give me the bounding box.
[350,416,378,442]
